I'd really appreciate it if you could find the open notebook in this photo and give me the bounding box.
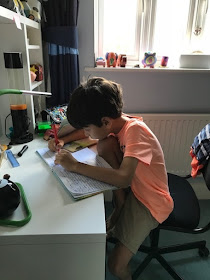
[36,147,117,200]
[64,138,98,153]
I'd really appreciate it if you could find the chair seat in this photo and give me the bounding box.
[162,173,200,229]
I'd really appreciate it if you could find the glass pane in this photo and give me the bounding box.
[201,10,210,53]
[191,3,210,53]
[103,0,138,56]
[152,0,191,64]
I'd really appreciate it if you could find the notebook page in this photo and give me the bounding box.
[36,148,55,168]
[53,164,116,195]
[36,147,117,197]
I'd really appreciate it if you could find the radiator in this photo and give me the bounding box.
[133,114,210,175]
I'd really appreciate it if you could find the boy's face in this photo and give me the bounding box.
[83,117,112,140]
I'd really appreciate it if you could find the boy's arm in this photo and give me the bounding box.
[58,121,86,143]
[48,122,86,152]
[55,150,138,188]
[58,129,86,144]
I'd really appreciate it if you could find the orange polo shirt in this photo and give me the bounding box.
[116,115,174,223]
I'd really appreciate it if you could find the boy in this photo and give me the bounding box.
[53,77,174,280]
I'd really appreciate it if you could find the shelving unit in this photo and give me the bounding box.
[27,45,40,50]
[31,80,43,90]
[0,6,45,136]
[0,5,39,27]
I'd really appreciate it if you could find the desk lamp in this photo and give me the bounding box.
[3,52,51,144]
[0,89,52,144]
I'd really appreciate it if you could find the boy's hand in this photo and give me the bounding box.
[48,138,64,152]
[54,149,78,172]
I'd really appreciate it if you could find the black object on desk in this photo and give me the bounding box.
[0,174,32,227]
[17,145,28,157]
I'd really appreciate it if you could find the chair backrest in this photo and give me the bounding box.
[202,159,210,190]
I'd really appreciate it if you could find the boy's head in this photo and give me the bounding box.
[67,77,123,129]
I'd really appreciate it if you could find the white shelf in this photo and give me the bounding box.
[0,6,39,29]
[85,66,210,74]
[31,80,43,90]
[27,45,40,50]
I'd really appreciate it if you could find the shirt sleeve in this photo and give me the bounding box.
[123,123,153,165]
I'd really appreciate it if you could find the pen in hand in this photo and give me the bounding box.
[52,124,60,152]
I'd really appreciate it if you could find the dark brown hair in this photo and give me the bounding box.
[67,77,123,128]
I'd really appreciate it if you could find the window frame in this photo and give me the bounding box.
[94,0,208,67]
[94,0,144,64]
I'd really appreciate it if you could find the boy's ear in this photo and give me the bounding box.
[101,117,112,127]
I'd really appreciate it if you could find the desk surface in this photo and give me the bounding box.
[0,136,106,245]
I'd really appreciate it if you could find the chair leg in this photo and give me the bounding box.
[149,229,159,247]
[159,240,206,254]
[138,244,152,253]
[132,240,207,280]
[156,254,184,280]
[132,254,153,280]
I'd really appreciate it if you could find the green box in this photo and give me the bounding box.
[37,121,51,133]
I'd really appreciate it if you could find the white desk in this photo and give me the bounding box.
[0,137,106,280]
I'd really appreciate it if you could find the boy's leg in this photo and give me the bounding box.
[108,242,133,280]
[106,188,126,232]
[97,136,126,231]
[108,190,159,280]
[97,135,123,169]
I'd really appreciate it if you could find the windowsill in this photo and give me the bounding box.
[85,66,210,73]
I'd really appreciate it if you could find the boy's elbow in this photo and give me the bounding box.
[118,175,132,189]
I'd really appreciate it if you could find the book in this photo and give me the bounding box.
[64,138,98,153]
[36,147,117,200]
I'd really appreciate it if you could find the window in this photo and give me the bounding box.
[94,0,209,67]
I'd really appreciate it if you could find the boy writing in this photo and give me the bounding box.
[48,120,86,152]
[49,77,174,280]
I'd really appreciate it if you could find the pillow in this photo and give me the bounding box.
[41,104,68,124]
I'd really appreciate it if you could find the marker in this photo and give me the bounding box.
[17,145,28,157]
[52,124,60,152]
